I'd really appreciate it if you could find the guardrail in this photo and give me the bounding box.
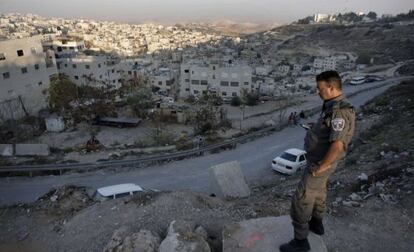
[0,124,283,174]
[0,78,406,175]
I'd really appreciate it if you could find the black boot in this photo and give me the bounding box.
[279,238,310,252]
[309,217,324,235]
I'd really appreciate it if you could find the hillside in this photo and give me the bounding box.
[0,79,413,252]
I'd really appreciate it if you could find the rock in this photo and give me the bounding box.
[103,226,131,252]
[194,226,208,241]
[379,194,397,204]
[349,193,362,201]
[342,200,361,207]
[357,173,368,181]
[121,230,160,252]
[209,161,250,198]
[158,220,211,252]
[222,216,327,252]
[264,120,276,127]
[50,195,58,202]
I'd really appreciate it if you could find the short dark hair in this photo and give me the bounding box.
[316,70,342,90]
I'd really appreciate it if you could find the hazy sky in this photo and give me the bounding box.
[0,0,413,24]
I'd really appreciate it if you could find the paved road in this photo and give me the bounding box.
[0,77,410,206]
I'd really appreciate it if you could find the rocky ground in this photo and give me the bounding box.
[0,80,413,251]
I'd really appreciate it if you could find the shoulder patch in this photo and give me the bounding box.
[332,118,345,131]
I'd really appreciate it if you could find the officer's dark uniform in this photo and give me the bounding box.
[290,94,355,240]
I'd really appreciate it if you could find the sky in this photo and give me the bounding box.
[0,0,413,24]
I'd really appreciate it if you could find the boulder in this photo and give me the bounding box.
[222,216,327,252]
[158,220,210,252]
[209,161,250,198]
[104,228,160,252]
[0,144,13,156]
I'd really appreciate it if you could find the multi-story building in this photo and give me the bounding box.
[150,67,178,96]
[0,36,58,118]
[179,61,255,99]
[56,54,122,89]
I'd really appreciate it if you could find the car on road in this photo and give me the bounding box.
[94,183,158,201]
[271,148,307,175]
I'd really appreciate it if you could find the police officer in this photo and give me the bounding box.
[280,70,356,252]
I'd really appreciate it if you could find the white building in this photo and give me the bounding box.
[179,61,255,99]
[56,54,122,89]
[0,36,58,117]
[150,67,178,95]
[313,57,339,71]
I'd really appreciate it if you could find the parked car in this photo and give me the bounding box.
[350,76,366,85]
[271,148,307,175]
[94,183,158,201]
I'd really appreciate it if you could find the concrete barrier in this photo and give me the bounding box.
[0,144,13,157]
[223,215,327,252]
[15,144,50,156]
[209,161,251,198]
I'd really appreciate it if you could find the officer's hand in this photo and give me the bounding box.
[309,164,319,176]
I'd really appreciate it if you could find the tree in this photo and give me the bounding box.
[367,11,377,20]
[48,75,78,112]
[231,96,241,106]
[127,87,154,117]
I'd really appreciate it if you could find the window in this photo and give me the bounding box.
[185,88,190,91]
[57,46,63,52]
[212,75,215,79]
[184,69,189,73]
[213,66,216,70]
[193,90,199,94]
[113,80,116,83]
[72,64,77,69]
[112,69,115,73]
[299,155,305,162]
[74,75,79,80]
[191,80,199,85]
[64,63,68,67]
[3,72,10,79]
[222,92,227,96]
[220,81,229,86]
[0,53,5,60]
[85,65,90,69]
[69,46,75,50]
[31,47,37,54]
[244,82,249,85]
[34,64,39,70]
[38,81,43,86]
[100,75,103,79]
[158,81,163,86]
[200,80,208,85]
[128,71,132,75]
[17,50,24,57]
[232,92,237,97]
[98,63,101,68]
[21,67,28,74]
[185,79,190,82]
[230,82,239,87]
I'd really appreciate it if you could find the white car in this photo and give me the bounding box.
[95,183,155,201]
[271,148,307,175]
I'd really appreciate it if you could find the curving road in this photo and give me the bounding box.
[0,77,411,206]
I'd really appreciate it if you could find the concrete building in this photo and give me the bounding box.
[56,54,122,89]
[150,67,178,96]
[179,61,255,99]
[0,36,58,118]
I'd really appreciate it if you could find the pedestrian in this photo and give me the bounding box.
[280,70,356,252]
[288,112,294,126]
[299,110,305,119]
[293,112,298,125]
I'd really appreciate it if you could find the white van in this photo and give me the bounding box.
[95,183,147,201]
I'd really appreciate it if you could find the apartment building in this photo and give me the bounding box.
[56,54,122,89]
[179,61,255,99]
[0,36,58,117]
